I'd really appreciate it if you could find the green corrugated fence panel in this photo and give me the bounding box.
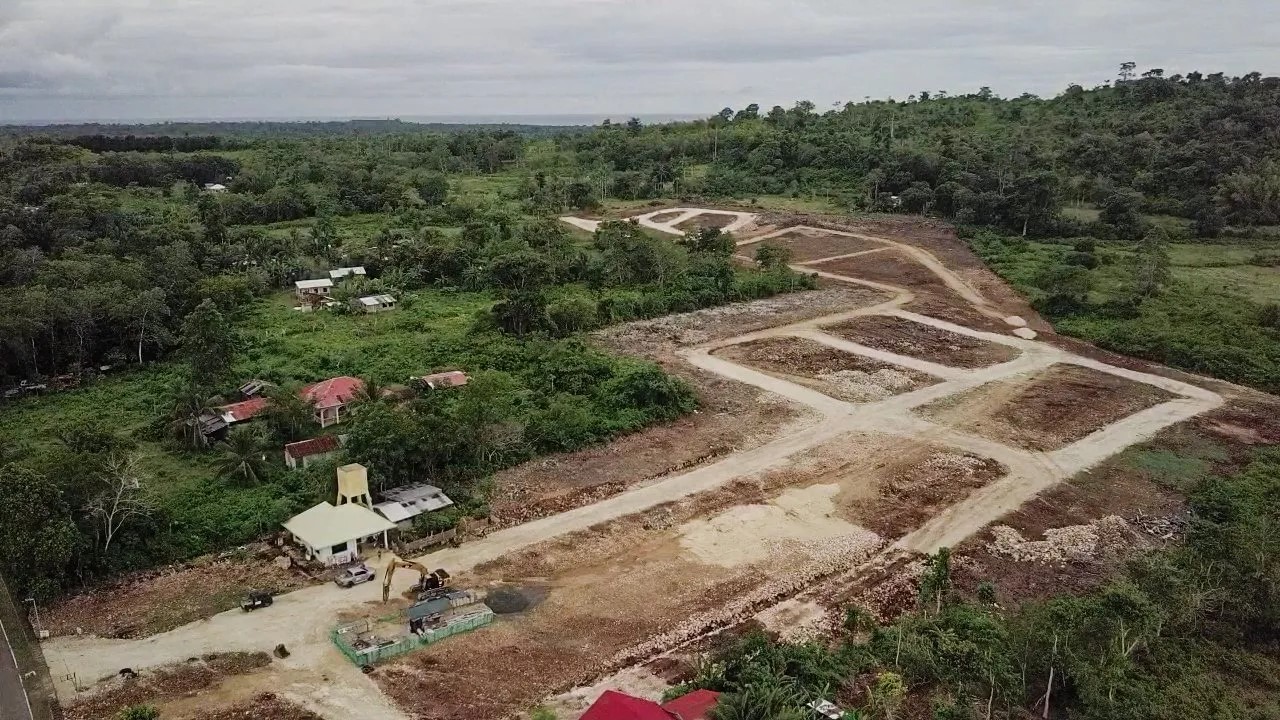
[331,609,494,666]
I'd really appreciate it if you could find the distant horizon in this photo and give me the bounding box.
[0,112,709,128]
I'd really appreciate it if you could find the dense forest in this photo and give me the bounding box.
[0,65,1278,717]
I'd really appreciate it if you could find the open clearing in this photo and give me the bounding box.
[822,314,1021,368]
[41,209,1229,720]
[919,364,1176,451]
[674,212,741,231]
[712,337,935,403]
[741,227,888,262]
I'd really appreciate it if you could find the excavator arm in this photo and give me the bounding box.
[381,556,431,603]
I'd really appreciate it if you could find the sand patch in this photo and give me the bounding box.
[753,598,832,642]
[678,484,879,568]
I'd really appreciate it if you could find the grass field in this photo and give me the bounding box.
[0,287,507,559]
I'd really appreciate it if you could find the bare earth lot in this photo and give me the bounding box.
[674,212,740,231]
[713,337,935,403]
[751,228,888,262]
[39,208,1234,720]
[919,364,1176,451]
[822,314,1021,368]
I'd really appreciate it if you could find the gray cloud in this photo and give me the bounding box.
[0,0,1277,122]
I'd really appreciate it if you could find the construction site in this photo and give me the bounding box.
[35,207,1274,720]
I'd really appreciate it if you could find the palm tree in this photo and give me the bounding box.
[169,385,218,449]
[217,425,269,484]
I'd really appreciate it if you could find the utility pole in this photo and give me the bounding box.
[24,597,42,636]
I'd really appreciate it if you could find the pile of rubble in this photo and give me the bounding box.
[921,451,991,475]
[1130,511,1189,540]
[988,515,1137,564]
[819,368,918,401]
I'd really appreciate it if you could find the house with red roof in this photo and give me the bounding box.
[579,689,720,720]
[284,435,343,470]
[301,376,364,427]
[216,376,365,430]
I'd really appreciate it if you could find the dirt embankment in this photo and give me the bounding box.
[64,652,272,720]
[487,368,805,526]
[595,286,894,354]
[44,547,314,639]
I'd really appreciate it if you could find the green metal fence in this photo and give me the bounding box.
[0,576,61,720]
[331,608,493,666]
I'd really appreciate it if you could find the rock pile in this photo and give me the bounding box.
[988,515,1136,564]
[819,368,917,401]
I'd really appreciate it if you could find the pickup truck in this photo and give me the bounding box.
[334,563,376,588]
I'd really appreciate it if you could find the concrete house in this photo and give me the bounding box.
[351,294,398,314]
[414,370,469,390]
[203,183,228,192]
[295,278,334,299]
[282,501,394,566]
[373,484,455,531]
[284,435,342,470]
[329,266,367,280]
[216,375,363,429]
[282,464,392,565]
[301,376,363,427]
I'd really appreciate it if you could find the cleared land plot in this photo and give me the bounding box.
[778,437,1006,539]
[712,336,936,403]
[648,210,685,223]
[596,286,894,352]
[821,315,1020,369]
[811,247,956,297]
[674,212,740,231]
[946,398,1280,608]
[749,228,887,262]
[375,435,921,719]
[919,364,1176,452]
[372,431,1015,719]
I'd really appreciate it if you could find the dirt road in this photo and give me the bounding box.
[45,210,1225,719]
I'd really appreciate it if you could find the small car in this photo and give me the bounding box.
[334,564,376,588]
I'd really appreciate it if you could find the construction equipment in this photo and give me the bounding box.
[241,590,274,612]
[382,556,450,603]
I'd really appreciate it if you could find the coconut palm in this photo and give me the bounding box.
[169,384,218,449]
[216,425,270,484]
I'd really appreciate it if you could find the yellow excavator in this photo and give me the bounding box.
[381,555,451,603]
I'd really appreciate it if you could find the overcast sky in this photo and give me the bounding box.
[1,0,1277,123]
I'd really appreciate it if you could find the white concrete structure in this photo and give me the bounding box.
[352,294,397,313]
[282,501,395,566]
[329,266,367,280]
[295,278,334,298]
